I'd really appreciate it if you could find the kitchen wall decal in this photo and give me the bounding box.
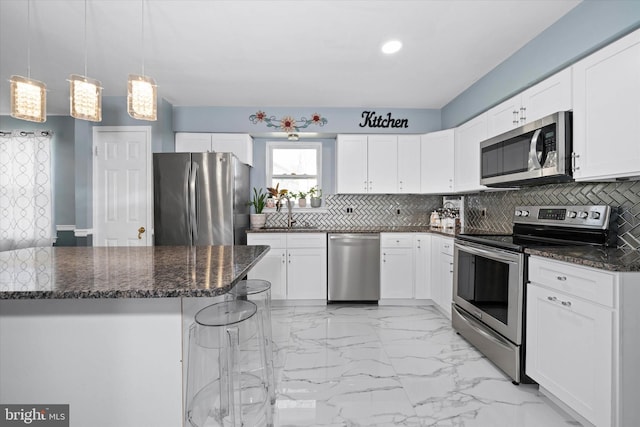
[249,111,328,132]
[359,111,408,128]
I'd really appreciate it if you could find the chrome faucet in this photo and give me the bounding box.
[286,199,296,228]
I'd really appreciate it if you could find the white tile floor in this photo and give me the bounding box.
[269,304,580,427]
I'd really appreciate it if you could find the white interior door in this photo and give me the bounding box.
[93,127,152,247]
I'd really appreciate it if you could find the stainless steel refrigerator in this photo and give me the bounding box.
[153,152,250,246]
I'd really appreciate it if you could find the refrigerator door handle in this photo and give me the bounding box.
[189,161,199,243]
[183,163,191,243]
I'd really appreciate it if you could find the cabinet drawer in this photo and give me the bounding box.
[528,256,615,307]
[381,233,413,248]
[439,237,454,256]
[247,233,287,248]
[286,233,327,248]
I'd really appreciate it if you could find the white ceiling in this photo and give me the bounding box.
[0,0,581,116]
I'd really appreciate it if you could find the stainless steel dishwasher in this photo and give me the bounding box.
[328,233,380,302]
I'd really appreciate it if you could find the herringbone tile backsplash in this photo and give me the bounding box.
[265,181,640,249]
[265,194,442,229]
[465,181,640,249]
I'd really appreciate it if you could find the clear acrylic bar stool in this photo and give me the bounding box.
[185,299,272,427]
[226,279,275,405]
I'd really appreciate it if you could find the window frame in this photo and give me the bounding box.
[266,141,322,196]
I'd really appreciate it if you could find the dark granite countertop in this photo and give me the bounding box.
[526,246,640,272]
[247,226,459,238]
[0,245,270,299]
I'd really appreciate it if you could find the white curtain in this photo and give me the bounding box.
[0,131,53,252]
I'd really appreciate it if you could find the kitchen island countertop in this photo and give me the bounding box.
[0,245,270,299]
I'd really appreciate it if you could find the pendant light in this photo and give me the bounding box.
[69,0,102,122]
[127,0,157,121]
[10,0,46,123]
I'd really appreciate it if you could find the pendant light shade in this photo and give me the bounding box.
[69,0,102,122]
[10,75,47,123]
[69,74,102,122]
[127,74,157,121]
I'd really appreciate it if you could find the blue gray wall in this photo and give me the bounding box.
[442,1,640,127]
[0,96,174,235]
[173,107,441,135]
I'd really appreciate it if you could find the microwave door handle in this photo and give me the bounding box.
[528,128,543,170]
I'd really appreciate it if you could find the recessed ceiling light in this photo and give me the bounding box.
[381,40,402,54]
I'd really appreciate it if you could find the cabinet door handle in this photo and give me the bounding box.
[547,296,557,302]
[520,106,526,122]
[571,152,580,171]
[561,300,572,307]
[512,110,519,125]
[282,253,285,264]
[288,253,291,264]
[417,239,421,249]
[556,276,567,281]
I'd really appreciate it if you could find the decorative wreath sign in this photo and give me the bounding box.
[249,111,328,132]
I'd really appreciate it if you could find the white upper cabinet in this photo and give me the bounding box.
[572,28,640,181]
[336,134,369,193]
[397,135,421,193]
[337,134,412,194]
[368,135,398,193]
[487,68,572,138]
[175,132,212,153]
[421,129,454,193]
[520,67,572,124]
[174,133,253,166]
[454,112,487,193]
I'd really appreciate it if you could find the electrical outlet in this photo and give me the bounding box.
[481,208,487,217]
[396,209,401,215]
[346,207,354,214]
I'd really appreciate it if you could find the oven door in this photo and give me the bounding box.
[453,240,525,344]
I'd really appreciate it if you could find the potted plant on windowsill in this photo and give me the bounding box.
[248,187,267,229]
[309,186,322,208]
[295,190,308,207]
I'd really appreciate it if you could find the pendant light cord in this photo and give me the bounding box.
[84,0,88,76]
[141,0,145,77]
[27,0,31,79]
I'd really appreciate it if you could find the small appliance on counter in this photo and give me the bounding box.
[452,204,618,384]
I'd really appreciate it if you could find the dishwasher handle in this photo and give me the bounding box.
[329,233,379,240]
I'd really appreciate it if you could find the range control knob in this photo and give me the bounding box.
[578,211,589,219]
[514,210,522,217]
[568,211,577,218]
[591,211,601,219]
[521,210,530,217]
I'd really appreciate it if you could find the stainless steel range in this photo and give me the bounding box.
[452,205,618,384]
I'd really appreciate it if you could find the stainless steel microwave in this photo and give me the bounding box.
[480,111,573,187]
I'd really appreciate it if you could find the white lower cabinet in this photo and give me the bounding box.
[246,233,287,299]
[247,233,327,300]
[380,233,414,299]
[526,256,640,427]
[430,235,454,317]
[413,233,432,299]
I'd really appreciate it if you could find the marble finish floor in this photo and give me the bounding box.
[269,304,579,427]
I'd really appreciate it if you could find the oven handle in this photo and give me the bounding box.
[454,241,521,264]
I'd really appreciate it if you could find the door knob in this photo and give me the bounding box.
[138,226,146,239]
